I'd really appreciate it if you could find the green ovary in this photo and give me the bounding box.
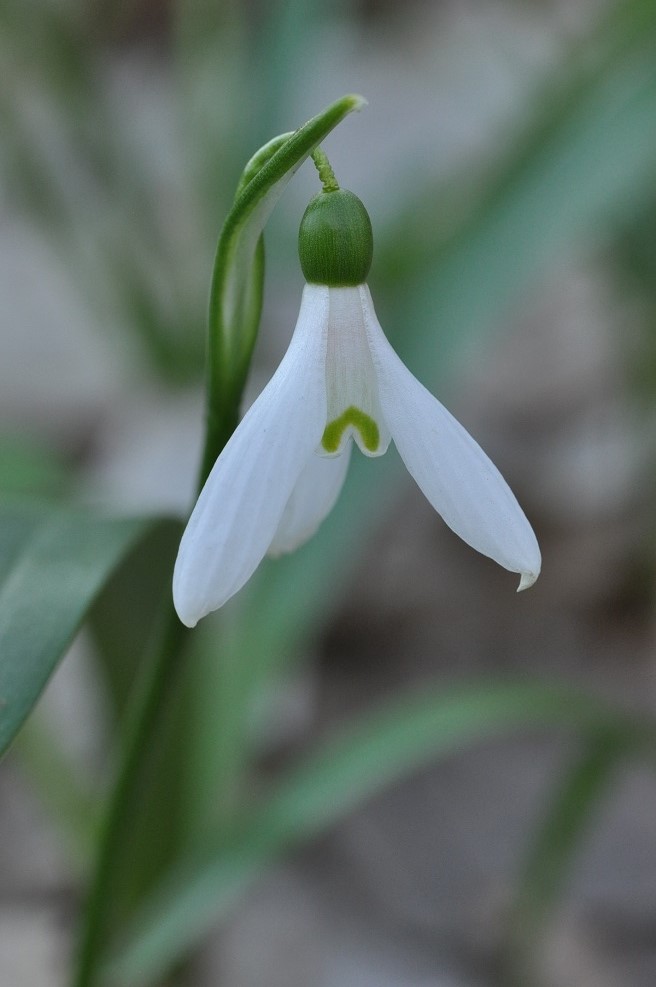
[322,406,380,453]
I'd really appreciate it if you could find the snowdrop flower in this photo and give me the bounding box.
[174,181,540,627]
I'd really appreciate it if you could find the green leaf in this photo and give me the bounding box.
[0,508,160,757]
[0,500,50,582]
[0,436,69,498]
[503,735,622,985]
[200,93,366,482]
[382,0,656,372]
[89,519,183,722]
[14,715,100,873]
[248,0,332,142]
[105,682,655,986]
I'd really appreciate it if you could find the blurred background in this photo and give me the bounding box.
[2,0,656,984]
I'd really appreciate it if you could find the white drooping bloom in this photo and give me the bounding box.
[173,283,541,627]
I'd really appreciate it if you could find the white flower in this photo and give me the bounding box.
[173,284,541,627]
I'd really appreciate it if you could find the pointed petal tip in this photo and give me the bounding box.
[172,591,200,628]
[178,611,199,629]
[517,570,540,593]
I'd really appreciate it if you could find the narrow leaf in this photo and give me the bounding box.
[0,509,160,757]
[89,518,183,721]
[105,682,655,985]
[503,735,622,985]
[15,716,100,871]
[387,2,656,371]
[0,500,50,582]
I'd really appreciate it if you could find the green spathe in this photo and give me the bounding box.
[298,189,373,287]
[322,405,380,453]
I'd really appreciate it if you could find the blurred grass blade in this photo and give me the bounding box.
[249,0,336,141]
[0,436,69,499]
[89,519,183,723]
[200,93,366,481]
[503,735,622,986]
[0,508,160,757]
[389,0,656,369]
[105,682,654,986]
[0,500,50,582]
[15,716,100,873]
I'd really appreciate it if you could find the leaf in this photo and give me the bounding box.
[105,682,656,986]
[0,500,50,582]
[0,508,160,757]
[382,0,656,372]
[14,715,100,872]
[89,518,183,722]
[503,735,622,985]
[0,436,69,498]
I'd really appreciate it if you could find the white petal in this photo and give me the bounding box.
[268,444,352,557]
[360,286,541,587]
[173,285,329,626]
[321,287,391,458]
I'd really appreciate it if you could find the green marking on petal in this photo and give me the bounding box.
[322,406,380,453]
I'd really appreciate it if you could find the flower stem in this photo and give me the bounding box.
[74,97,366,987]
[73,604,190,987]
[74,380,238,987]
[311,147,340,192]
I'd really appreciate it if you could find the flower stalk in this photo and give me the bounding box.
[311,147,340,193]
[73,95,365,987]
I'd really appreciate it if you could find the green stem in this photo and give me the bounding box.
[74,233,250,985]
[74,398,229,987]
[311,147,339,192]
[73,605,189,987]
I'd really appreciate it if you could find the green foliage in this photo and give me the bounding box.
[0,506,160,757]
[105,683,656,986]
[504,736,623,985]
[0,436,69,499]
[89,520,184,721]
[380,0,656,376]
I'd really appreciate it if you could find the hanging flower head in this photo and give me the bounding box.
[173,153,540,627]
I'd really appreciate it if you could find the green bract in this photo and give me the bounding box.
[200,94,366,485]
[298,189,373,286]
